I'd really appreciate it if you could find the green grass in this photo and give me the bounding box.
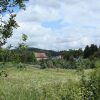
[0,63,95,100]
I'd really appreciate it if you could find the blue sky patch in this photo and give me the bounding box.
[41,19,64,30]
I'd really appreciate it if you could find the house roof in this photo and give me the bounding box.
[34,52,47,58]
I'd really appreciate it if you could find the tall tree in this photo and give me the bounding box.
[84,45,90,58]
[90,44,98,56]
[84,44,98,58]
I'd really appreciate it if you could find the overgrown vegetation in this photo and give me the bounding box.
[39,58,96,69]
[0,60,99,100]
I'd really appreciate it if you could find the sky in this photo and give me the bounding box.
[5,0,100,50]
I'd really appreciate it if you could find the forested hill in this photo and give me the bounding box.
[27,47,60,56]
[13,44,99,58]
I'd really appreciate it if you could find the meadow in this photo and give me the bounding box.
[0,63,98,100]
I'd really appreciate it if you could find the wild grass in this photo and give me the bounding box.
[0,63,99,100]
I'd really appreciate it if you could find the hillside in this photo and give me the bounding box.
[28,47,60,56]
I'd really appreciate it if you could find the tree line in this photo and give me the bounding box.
[0,44,99,63]
[60,44,100,60]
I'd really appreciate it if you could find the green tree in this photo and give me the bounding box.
[84,44,98,58]
[16,34,28,63]
[84,45,90,58]
[61,49,83,61]
[92,50,100,59]
[90,44,98,56]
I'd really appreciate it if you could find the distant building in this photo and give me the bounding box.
[34,52,48,61]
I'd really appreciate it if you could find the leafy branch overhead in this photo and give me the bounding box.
[0,0,28,12]
[0,0,28,48]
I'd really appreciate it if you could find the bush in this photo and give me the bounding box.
[39,59,77,69]
[76,58,96,69]
[0,70,8,77]
[16,62,26,70]
[92,50,100,59]
[79,67,100,100]
[39,58,96,69]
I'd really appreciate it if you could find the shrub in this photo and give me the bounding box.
[76,58,96,69]
[0,70,8,77]
[16,62,26,70]
[92,50,100,59]
[79,67,100,100]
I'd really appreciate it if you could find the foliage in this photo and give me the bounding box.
[0,0,28,47]
[0,14,18,47]
[84,44,98,58]
[0,64,100,100]
[79,67,100,100]
[15,62,26,70]
[0,70,8,77]
[39,58,96,69]
[92,49,100,59]
[61,48,83,60]
[76,58,96,69]
[0,48,36,64]
[0,0,28,13]
[22,34,28,42]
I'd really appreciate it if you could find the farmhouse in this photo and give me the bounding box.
[34,52,48,61]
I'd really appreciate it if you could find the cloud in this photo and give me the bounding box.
[4,0,100,50]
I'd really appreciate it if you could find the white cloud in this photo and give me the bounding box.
[4,0,100,50]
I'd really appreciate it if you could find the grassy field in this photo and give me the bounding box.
[0,63,98,100]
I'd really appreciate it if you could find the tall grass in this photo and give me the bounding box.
[0,62,99,100]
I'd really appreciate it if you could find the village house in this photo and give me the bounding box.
[34,52,48,61]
